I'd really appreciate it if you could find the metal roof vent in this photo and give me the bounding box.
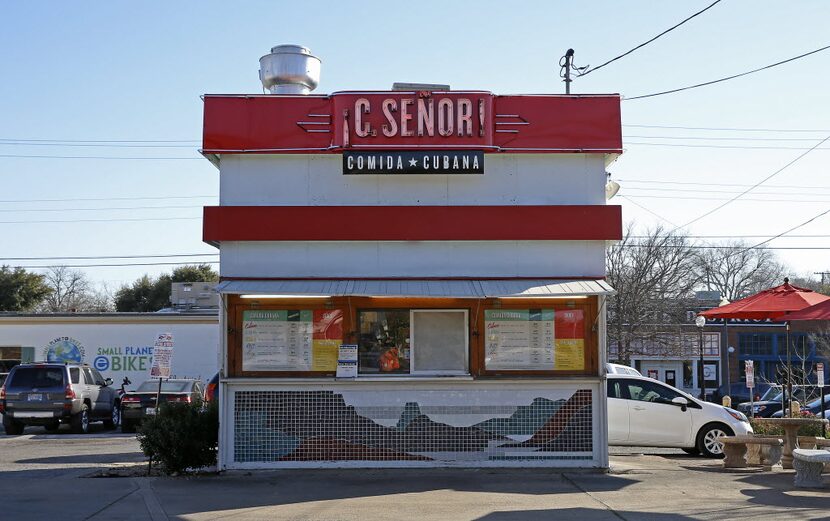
[259,45,321,95]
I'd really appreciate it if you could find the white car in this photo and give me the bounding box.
[608,373,753,457]
[606,363,642,376]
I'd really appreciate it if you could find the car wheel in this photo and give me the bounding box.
[121,419,136,434]
[44,422,60,433]
[696,423,733,458]
[3,417,25,435]
[682,447,700,456]
[104,404,121,429]
[71,404,90,434]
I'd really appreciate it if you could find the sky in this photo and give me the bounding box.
[1,1,829,291]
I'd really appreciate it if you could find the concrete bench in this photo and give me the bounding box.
[719,435,783,470]
[792,449,830,488]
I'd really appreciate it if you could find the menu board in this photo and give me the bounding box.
[485,308,585,371]
[242,310,343,371]
[485,309,555,370]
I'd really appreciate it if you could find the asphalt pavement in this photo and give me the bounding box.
[1,425,828,520]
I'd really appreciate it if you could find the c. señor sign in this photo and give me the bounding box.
[333,92,493,148]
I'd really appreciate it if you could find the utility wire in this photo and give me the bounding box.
[626,44,830,100]
[0,195,216,203]
[0,154,201,160]
[617,195,679,227]
[738,207,830,253]
[624,186,830,197]
[625,134,826,142]
[0,205,203,213]
[618,179,830,190]
[626,194,830,203]
[673,134,830,230]
[0,142,196,148]
[623,124,830,133]
[625,141,830,151]
[16,260,220,269]
[580,0,724,76]
[0,253,218,261]
[0,216,201,224]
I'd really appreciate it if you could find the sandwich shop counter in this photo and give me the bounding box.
[217,281,612,468]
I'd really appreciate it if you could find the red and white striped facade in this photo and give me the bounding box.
[202,91,623,280]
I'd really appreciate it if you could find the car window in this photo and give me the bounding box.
[9,367,65,389]
[91,369,106,386]
[69,367,80,384]
[82,367,94,385]
[607,379,623,399]
[136,380,192,392]
[625,380,683,404]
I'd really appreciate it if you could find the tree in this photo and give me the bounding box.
[606,225,700,365]
[38,266,113,312]
[0,265,51,312]
[115,264,218,312]
[694,242,785,301]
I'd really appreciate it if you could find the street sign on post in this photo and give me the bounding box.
[150,332,174,378]
[746,360,755,418]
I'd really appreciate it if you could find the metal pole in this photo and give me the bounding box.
[786,321,792,417]
[724,320,730,392]
[563,49,573,94]
[699,327,706,400]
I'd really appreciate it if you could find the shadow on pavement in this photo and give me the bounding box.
[16,452,146,465]
[476,507,698,520]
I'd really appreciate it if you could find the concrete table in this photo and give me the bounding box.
[755,418,829,469]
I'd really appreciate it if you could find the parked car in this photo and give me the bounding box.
[769,391,830,418]
[0,363,120,435]
[0,373,7,388]
[709,382,773,406]
[606,363,642,376]
[204,372,218,404]
[608,373,752,457]
[121,379,204,433]
[738,385,821,418]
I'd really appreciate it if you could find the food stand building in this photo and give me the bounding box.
[202,46,623,469]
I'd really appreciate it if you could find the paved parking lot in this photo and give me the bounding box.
[1,426,829,520]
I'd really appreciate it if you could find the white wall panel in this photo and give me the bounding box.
[219,241,606,278]
[219,154,606,207]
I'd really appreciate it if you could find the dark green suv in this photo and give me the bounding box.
[0,363,120,434]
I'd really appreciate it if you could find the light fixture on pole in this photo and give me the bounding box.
[695,315,707,400]
[605,172,621,200]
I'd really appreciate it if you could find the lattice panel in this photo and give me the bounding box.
[233,388,593,464]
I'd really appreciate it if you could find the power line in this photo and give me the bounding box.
[580,0,723,76]
[0,205,204,213]
[673,134,830,230]
[621,245,830,251]
[626,44,830,101]
[624,134,826,142]
[0,138,199,143]
[631,234,830,239]
[0,195,216,203]
[0,154,201,160]
[625,194,830,203]
[740,207,830,252]
[617,195,679,227]
[0,253,218,261]
[623,124,830,133]
[0,142,196,148]
[618,179,830,190]
[625,141,830,151]
[0,216,201,224]
[16,260,220,269]
[624,186,830,197]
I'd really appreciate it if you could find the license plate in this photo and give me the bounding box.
[146,407,156,415]
[27,394,43,402]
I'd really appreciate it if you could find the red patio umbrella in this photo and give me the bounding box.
[698,278,830,320]
[780,298,830,321]
[698,278,830,414]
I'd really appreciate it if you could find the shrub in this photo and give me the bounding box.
[138,401,218,475]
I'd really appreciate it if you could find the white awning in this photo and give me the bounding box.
[215,279,614,298]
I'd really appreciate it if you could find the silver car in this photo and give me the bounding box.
[0,363,120,434]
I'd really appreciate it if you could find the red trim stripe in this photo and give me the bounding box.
[203,205,622,242]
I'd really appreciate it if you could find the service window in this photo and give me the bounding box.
[357,309,469,375]
[484,308,586,371]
